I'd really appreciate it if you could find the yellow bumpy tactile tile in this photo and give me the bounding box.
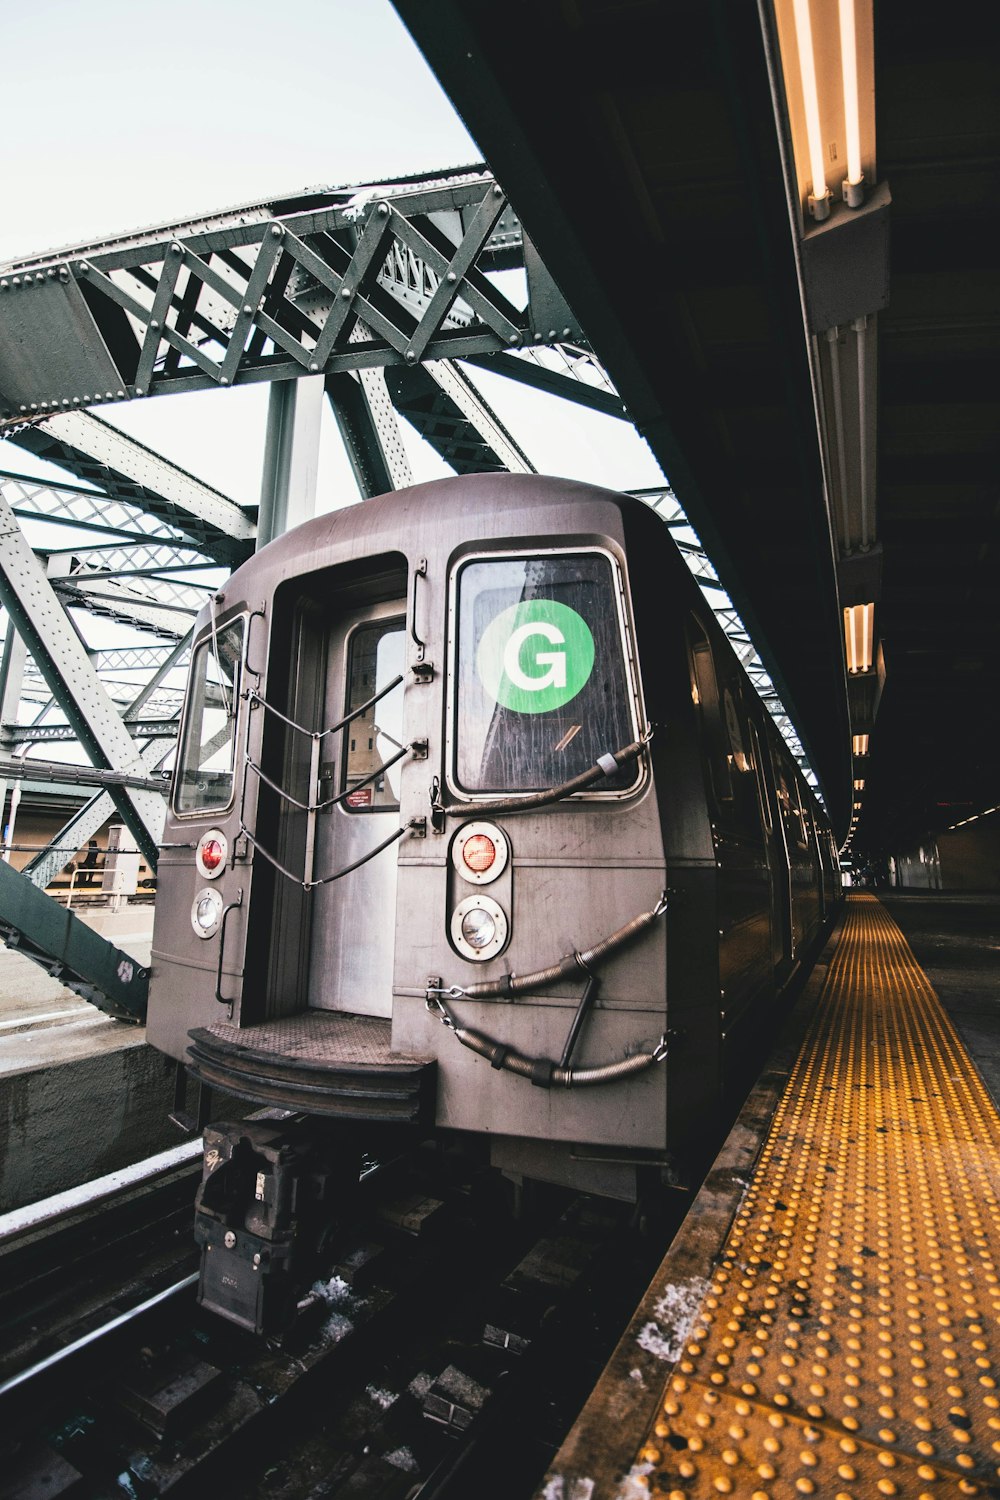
[631,894,1000,1498]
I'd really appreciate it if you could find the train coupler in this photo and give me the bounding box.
[194,1119,358,1336]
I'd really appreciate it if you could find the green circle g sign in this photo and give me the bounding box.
[476,600,595,714]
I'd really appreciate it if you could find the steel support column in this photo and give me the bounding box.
[257,376,324,548]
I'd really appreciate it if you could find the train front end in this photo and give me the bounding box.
[148,477,679,1325]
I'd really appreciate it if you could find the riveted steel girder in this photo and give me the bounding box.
[0,174,587,424]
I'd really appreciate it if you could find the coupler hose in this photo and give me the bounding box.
[431,734,648,823]
[445,1022,666,1089]
[460,897,666,1000]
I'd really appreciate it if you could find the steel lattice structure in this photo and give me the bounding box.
[0,165,818,934]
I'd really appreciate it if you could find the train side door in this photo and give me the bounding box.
[748,720,788,974]
[307,600,406,1017]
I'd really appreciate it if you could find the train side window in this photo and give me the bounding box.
[174,617,244,815]
[452,551,641,796]
[341,619,405,812]
[687,616,732,803]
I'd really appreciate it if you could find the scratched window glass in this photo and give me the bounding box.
[175,618,244,814]
[454,554,639,794]
[342,621,405,812]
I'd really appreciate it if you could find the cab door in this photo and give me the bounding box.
[307,601,406,1017]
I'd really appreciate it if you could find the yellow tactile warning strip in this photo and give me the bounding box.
[631,894,1000,1498]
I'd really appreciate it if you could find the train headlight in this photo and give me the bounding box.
[196,829,228,879]
[191,886,224,939]
[461,907,496,949]
[451,821,509,885]
[451,894,508,962]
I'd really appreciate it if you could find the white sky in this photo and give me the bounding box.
[0,0,665,511]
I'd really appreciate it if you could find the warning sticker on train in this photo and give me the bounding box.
[476,600,595,713]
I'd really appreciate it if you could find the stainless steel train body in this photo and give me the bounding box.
[149,474,839,1200]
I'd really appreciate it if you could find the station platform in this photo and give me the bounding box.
[541,892,1000,1498]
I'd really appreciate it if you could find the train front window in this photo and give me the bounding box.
[453,552,640,795]
[175,618,244,815]
[342,619,405,812]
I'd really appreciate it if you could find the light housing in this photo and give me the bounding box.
[451,821,509,886]
[852,733,870,756]
[844,602,874,674]
[450,893,508,962]
[191,886,223,939]
[196,828,228,879]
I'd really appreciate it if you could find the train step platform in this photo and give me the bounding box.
[539,892,1000,1499]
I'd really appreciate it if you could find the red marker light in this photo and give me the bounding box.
[462,833,496,874]
[200,838,224,872]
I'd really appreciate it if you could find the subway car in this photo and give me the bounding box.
[148,474,839,1329]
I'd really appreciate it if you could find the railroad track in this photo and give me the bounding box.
[0,1140,687,1499]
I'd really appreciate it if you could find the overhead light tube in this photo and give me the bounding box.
[853,733,869,756]
[791,0,831,219]
[844,602,874,674]
[838,0,865,205]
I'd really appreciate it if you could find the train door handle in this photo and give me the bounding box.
[215,889,244,1005]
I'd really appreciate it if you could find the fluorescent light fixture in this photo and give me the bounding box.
[844,602,874,674]
[791,0,831,217]
[854,778,865,790]
[838,0,864,202]
[852,733,869,755]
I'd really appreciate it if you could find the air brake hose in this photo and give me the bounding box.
[432,735,647,822]
[425,892,670,1088]
[446,1024,665,1089]
[460,899,664,999]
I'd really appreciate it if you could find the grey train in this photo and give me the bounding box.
[149,475,838,1322]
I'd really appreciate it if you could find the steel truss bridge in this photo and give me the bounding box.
[0,167,815,1011]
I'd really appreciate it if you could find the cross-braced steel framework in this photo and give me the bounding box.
[0,167,819,995]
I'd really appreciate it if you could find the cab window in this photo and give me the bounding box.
[453,552,640,795]
[175,618,244,815]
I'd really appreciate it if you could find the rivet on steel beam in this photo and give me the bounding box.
[12,278,20,288]
[562,327,572,338]
[29,404,37,412]
[0,280,7,290]
[77,262,88,274]
[35,273,45,284]
[61,399,70,408]
[447,271,457,283]
[548,329,557,339]
[507,334,519,346]
[116,390,124,398]
[171,242,183,255]
[341,287,352,299]
[59,268,69,282]
[39,401,48,410]
[220,376,230,385]
[309,362,319,372]
[243,304,253,315]
[378,202,390,215]
[19,405,26,413]
[135,386,144,396]
[270,224,283,239]
[405,349,417,362]
[150,319,160,330]
[493,185,503,197]
[47,268,56,279]
[72,398,80,406]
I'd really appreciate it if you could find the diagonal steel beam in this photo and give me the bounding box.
[0,490,165,864]
[7,413,255,564]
